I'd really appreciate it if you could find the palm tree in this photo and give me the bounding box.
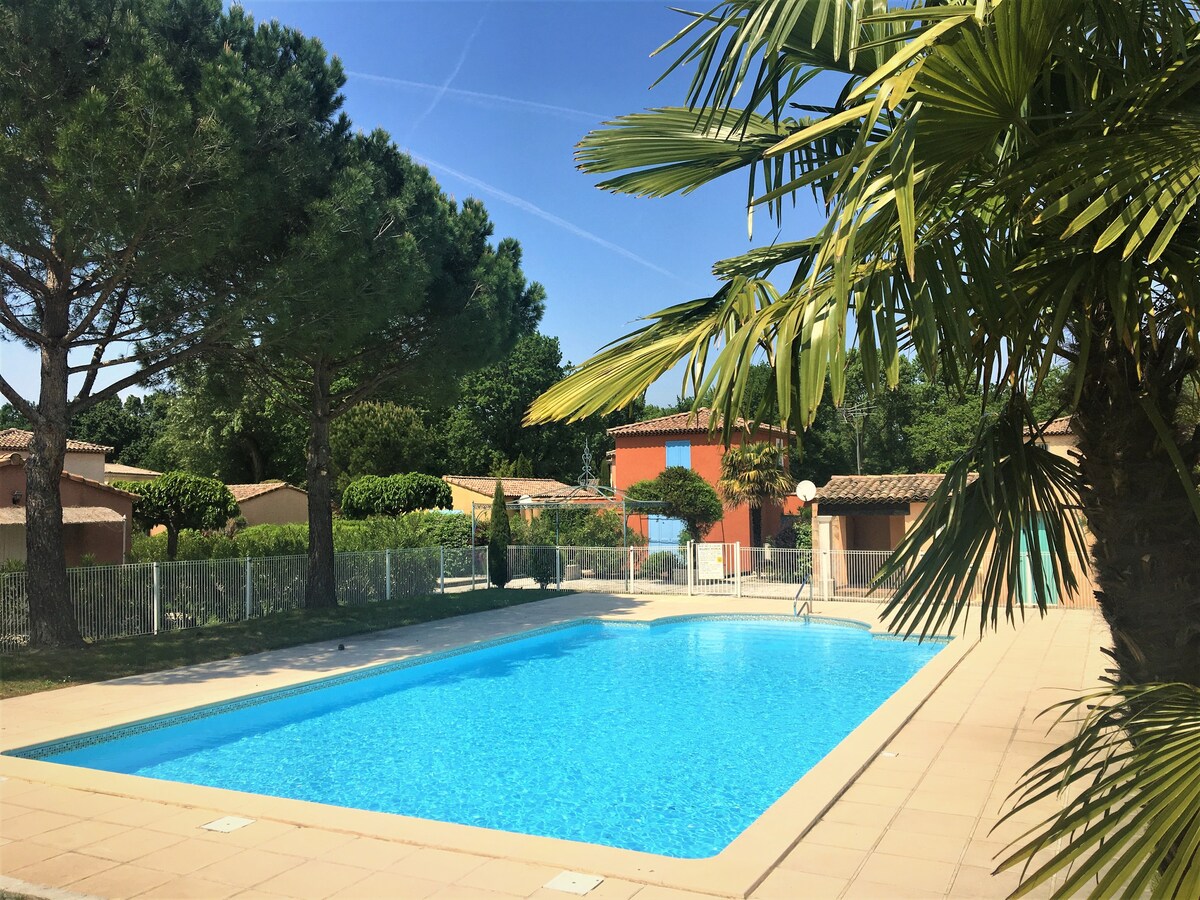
[717,442,793,546]
[527,1,1200,894]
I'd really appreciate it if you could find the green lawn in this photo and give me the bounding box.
[0,588,571,699]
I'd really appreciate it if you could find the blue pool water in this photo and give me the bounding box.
[28,617,945,858]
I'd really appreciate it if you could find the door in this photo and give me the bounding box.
[1020,514,1060,606]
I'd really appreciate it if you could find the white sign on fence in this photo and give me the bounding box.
[696,544,725,580]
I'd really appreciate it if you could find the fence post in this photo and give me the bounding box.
[244,557,252,619]
[555,549,562,591]
[734,542,742,598]
[385,549,392,602]
[626,546,633,593]
[687,541,694,596]
[471,546,477,591]
[152,561,161,635]
[439,547,445,594]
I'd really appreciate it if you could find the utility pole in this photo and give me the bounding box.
[840,402,875,474]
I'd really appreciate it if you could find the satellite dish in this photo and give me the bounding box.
[795,480,817,502]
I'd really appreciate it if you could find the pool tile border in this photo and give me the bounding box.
[0,607,974,898]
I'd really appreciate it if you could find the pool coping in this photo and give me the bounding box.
[0,609,976,899]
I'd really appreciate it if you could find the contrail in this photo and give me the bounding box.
[406,10,487,139]
[411,154,684,283]
[347,71,607,122]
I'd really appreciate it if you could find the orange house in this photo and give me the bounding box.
[608,409,790,547]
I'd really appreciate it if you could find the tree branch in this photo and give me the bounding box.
[0,374,38,423]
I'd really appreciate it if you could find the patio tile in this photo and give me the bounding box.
[427,885,520,900]
[191,848,303,887]
[803,819,887,851]
[95,800,189,828]
[255,859,374,899]
[388,847,489,882]
[257,826,356,858]
[623,886,714,900]
[317,835,418,870]
[81,828,186,862]
[889,808,977,839]
[134,874,242,898]
[819,800,895,828]
[874,828,967,864]
[751,866,846,899]
[0,809,77,840]
[839,783,911,809]
[856,852,956,894]
[136,837,242,874]
[948,863,1025,898]
[0,839,61,870]
[32,819,131,851]
[841,878,945,899]
[327,871,443,899]
[9,849,117,886]
[69,863,175,897]
[777,842,867,878]
[456,858,564,896]
[13,786,128,819]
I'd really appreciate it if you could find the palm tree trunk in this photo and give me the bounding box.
[1075,329,1200,687]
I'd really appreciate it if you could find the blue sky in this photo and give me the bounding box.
[3,1,828,406]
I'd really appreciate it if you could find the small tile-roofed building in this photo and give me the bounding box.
[441,476,591,515]
[0,453,134,564]
[0,428,111,482]
[226,482,308,527]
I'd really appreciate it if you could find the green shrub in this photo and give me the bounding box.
[127,512,473,562]
[526,547,559,588]
[341,473,451,518]
[639,550,683,578]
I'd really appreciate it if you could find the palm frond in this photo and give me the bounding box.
[998,683,1200,899]
[879,403,1088,639]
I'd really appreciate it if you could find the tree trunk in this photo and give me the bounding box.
[25,342,85,648]
[750,506,763,548]
[1075,329,1200,687]
[166,525,180,561]
[305,360,337,608]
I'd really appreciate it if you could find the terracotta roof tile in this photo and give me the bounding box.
[816,473,971,505]
[1038,417,1073,436]
[227,482,299,503]
[442,475,594,500]
[608,408,789,437]
[0,428,112,453]
[104,463,161,478]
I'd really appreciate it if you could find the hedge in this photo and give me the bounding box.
[128,512,473,562]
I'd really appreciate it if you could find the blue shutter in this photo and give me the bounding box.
[665,439,692,469]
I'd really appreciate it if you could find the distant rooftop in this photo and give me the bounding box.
[442,475,594,501]
[608,408,788,437]
[104,462,161,478]
[0,428,111,454]
[817,473,966,506]
[227,481,300,503]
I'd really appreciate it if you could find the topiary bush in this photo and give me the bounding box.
[341,473,452,518]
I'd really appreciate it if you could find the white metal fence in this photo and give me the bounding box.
[0,546,490,652]
[0,542,1007,651]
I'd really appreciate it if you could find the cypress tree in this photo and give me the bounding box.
[488,480,510,589]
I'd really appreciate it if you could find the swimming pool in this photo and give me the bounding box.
[15,616,947,859]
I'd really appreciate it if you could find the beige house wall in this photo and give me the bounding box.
[6,449,104,482]
[0,523,26,563]
[239,487,309,527]
[448,483,492,516]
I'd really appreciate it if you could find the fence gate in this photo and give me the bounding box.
[687,541,739,597]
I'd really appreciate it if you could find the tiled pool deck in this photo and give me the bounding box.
[0,593,1108,899]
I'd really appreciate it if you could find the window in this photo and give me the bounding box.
[665,439,691,469]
